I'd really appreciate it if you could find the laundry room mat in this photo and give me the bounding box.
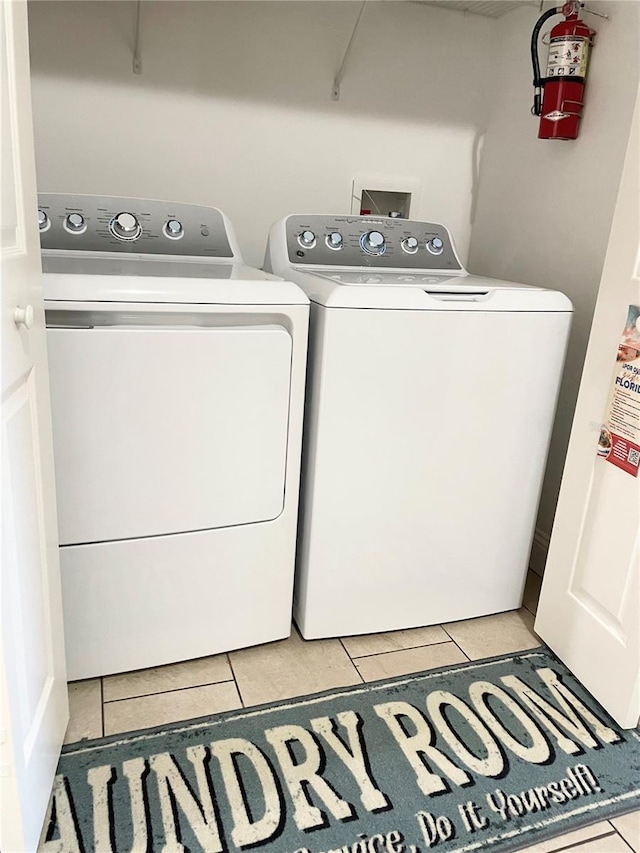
[41,647,640,853]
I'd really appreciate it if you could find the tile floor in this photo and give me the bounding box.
[64,569,639,853]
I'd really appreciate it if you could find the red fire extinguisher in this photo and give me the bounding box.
[531,1,596,140]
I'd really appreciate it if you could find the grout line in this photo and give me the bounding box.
[338,637,365,683]
[440,621,456,641]
[544,829,618,853]
[439,626,472,662]
[103,677,237,705]
[337,636,351,658]
[612,824,637,853]
[346,638,461,661]
[226,652,246,708]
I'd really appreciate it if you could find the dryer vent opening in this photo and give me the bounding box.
[356,188,412,219]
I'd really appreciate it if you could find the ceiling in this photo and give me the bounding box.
[415,1,539,18]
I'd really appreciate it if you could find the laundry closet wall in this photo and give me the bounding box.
[468,1,640,573]
[27,1,497,267]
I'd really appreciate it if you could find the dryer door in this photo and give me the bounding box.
[47,319,292,544]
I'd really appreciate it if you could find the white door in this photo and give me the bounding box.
[535,84,640,729]
[0,1,69,850]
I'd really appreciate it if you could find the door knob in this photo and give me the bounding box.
[14,304,34,330]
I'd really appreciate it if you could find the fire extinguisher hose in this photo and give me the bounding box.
[531,6,562,115]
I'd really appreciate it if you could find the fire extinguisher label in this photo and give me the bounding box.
[546,35,589,78]
[544,110,571,122]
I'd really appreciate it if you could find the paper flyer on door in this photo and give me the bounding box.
[597,304,640,477]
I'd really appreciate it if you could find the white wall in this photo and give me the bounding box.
[468,1,639,572]
[27,0,498,267]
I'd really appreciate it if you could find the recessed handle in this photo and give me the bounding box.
[423,290,489,301]
[14,304,35,330]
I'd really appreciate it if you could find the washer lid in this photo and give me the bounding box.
[293,269,573,312]
[43,261,308,305]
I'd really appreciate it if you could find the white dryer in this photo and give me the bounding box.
[264,214,572,639]
[40,195,308,679]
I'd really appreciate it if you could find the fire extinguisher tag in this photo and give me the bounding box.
[543,110,571,122]
[546,35,589,78]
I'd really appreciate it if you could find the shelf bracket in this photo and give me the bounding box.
[133,0,142,74]
[331,1,367,101]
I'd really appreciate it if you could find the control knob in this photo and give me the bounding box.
[164,219,184,239]
[65,212,86,233]
[326,231,343,250]
[361,230,386,256]
[298,230,316,249]
[427,236,444,255]
[38,209,50,232]
[110,211,141,241]
[402,236,419,254]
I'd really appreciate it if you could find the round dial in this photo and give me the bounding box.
[298,230,316,249]
[402,236,419,254]
[164,219,184,239]
[109,212,141,241]
[426,236,444,255]
[38,209,50,232]
[326,231,343,250]
[64,212,86,233]
[360,230,386,256]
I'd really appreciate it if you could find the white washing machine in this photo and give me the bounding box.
[264,214,572,639]
[40,194,309,679]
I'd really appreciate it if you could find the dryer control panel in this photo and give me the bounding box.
[285,215,462,270]
[38,194,235,258]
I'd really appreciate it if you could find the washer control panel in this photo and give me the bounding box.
[286,215,462,270]
[38,194,234,257]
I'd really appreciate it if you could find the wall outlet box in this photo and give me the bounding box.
[351,176,420,218]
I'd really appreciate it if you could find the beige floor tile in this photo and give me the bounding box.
[523,569,544,614]
[342,624,449,658]
[103,680,241,736]
[355,641,467,682]
[549,834,631,852]
[103,654,232,701]
[229,627,361,707]
[64,679,102,744]
[516,822,617,852]
[443,608,540,660]
[611,810,640,851]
